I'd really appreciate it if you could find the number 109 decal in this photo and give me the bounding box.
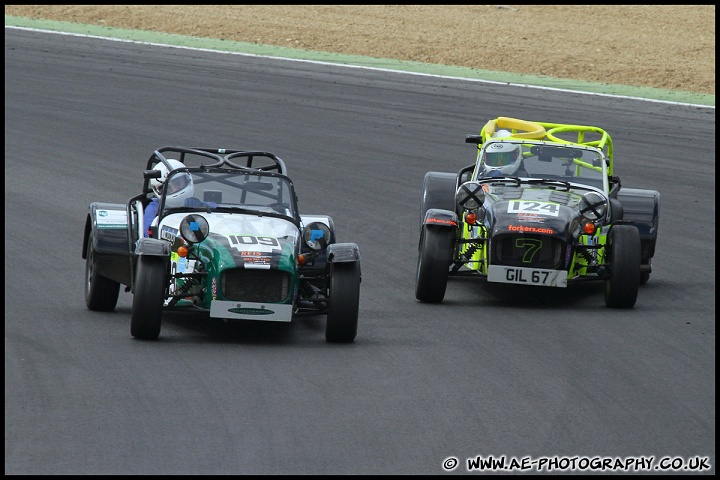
[508,200,560,217]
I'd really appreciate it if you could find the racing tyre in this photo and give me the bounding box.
[420,172,457,227]
[604,225,641,308]
[85,232,120,311]
[325,262,360,343]
[415,225,453,303]
[131,255,167,340]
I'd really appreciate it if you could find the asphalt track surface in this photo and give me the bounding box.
[4,23,716,475]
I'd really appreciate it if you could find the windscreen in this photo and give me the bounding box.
[161,169,297,219]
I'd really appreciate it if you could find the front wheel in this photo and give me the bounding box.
[130,255,167,340]
[85,231,120,311]
[605,225,641,308]
[325,262,361,343]
[415,225,453,303]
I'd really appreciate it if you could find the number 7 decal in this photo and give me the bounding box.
[516,238,543,263]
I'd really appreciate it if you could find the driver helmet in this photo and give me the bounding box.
[482,139,522,176]
[150,159,194,207]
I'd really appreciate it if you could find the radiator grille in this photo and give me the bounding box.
[221,269,290,302]
[492,234,565,269]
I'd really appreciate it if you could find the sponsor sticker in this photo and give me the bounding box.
[427,217,457,226]
[239,250,272,269]
[160,225,179,243]
[95,209,127,229]
[516,212,546,223]
[507,224,555,235]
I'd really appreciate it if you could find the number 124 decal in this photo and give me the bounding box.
[508,200,560,217]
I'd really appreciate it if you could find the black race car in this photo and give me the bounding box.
[416,117,659,308]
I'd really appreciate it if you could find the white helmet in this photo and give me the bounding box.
[482,141,522,176]
[150,159,194,207]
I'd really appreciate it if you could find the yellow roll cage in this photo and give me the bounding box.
[479,117,614,176]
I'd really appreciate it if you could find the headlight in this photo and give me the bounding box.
[303,222,331,251]
[456,181,486,210]
[579,192,607,221]
[179,214,209,244]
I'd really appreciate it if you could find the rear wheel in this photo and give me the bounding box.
[415,225,453,303]
[325,262,361,343]
[85,231,120,311]
[130,255,167,340]
[604,225,641,308]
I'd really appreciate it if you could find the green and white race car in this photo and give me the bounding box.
[83,147,361,341]
[417,117,659,308]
